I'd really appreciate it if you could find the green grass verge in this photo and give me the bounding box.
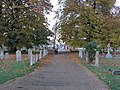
[82,61,120,90]
[0,60,42,84]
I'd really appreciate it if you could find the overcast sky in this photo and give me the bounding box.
[46,0,120,31]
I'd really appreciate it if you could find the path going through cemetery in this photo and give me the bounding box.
[0,52,109,90]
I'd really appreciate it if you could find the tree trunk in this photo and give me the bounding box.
[0,1,2,15]
[88,53,95,64]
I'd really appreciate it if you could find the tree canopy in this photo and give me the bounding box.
[0,0,53,50]
[56,0,120,48]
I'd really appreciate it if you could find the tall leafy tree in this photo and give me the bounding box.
[57,0,120,48]
[0,0,53,51]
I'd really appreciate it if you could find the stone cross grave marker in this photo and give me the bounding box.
[16,50,22,62]
[106,43,112,59]
[95,51,99,67]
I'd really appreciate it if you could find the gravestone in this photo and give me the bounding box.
[30,54,33,66]
[85,52,89,62]
[5,53,9,60]
[112,70,120,75]
[65,45,68,50]
[43,48,46,57]
[106,43,112,59]
[28,49,32,59]
[16,50,22,62]
[39,50,42,60]
[35,54,38,62]
[45,49,48,56]
[83,49,86,59]
[0,50,4,60]
[32,55,35,64]
[95,51,99,67]
[79,48,83,59]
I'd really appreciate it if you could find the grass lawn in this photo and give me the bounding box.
[0,53,52,84]
[0,57,42,84]
[0,60,42,84]
[81,58,120,90]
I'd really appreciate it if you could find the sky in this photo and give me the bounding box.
[45,0,59,31]
[116,0,120,6]
[46,0,120,31]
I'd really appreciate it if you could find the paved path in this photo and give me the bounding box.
[0,53,109,90]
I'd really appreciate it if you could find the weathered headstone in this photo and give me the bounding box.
[43,48,46,57]
[30,54,33,66]
[112,70,120,75]
[45,49,48,56]
[28,49,32,59]
[83,49,86,59]
[85,52,89,62]
[65,45,68,50]
[16,50,22,62]
[46,49,48,55]
[39,50,42,60]
[0,50,4,60]
[35,54,38,62]
[5,53,9,60]
[95,51,99,67]
[79,49,81,57]
[79,48,83,59]
[32,55,35,64]
[106,43,112,59]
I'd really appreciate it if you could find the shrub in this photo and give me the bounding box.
[83,40,98,64]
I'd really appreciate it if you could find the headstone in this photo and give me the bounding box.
[79,48,83,58]
[30,54,33,66]
[113,49,117,56]
[106,43,112,59]
[65,45,68,50]
[112,70,120,75]
[79,49,81,57]
[28,49,32,59]
[43,48,46,57]
[32,55,35,64]
[16,50,22,62]
[83,49,86,59]
[45,49,48,56]
[95,51,99,67]
[5,53,9,60]
[35,54,38,62]
[85,52,89,62]
[0,50,4,60]
[39,50,42,60]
